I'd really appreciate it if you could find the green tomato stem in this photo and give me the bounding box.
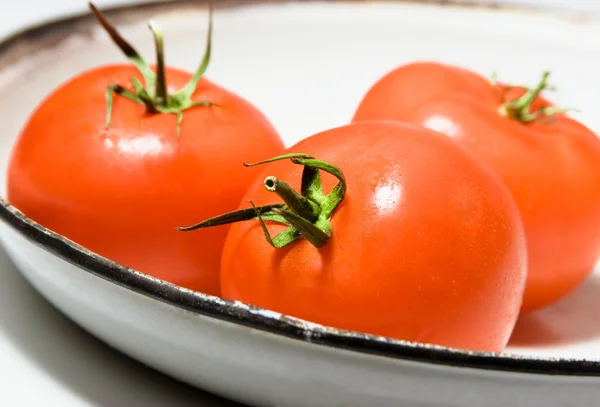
[148,21,168,107]
[247,201,301,249]
[176,2,213,100]
[88,1,216,137]
[263,176,321,223]
[496,70,577,123]
[177,203,287,231]
[271,207,330,248]
[179,154,347,249]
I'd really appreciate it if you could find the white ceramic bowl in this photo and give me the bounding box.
[2,1,600,406]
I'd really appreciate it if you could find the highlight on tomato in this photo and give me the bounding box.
[352,62,600,314]
[179,121,528,352]
[6,3,285,296]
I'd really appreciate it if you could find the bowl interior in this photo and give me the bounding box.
[2,0,600,361]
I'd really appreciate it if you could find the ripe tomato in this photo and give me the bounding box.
[352,62,600,313]
[6,4,284,296]
[181,121,527,352]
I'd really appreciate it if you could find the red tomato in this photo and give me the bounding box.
[353,62,600,313]
[182,121,527,352]
[6,5,284,296]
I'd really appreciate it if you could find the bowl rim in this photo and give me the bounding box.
[2,0,600,378]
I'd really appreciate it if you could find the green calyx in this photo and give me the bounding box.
[178,154,347,249]
[89,2,216,137]
[493,71,576,123]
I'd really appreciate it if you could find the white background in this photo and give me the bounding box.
[0,1,596,406]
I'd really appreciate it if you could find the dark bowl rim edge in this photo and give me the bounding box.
[1,0,600,378]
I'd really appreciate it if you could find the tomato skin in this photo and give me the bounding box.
[7,64,285,296]
[352,62,600,313]
[352,62,498,123]
[220,121,527,352]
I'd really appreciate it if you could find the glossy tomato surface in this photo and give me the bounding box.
[219,121,527,352]
[7,65,284,296]
[352,62,600,313]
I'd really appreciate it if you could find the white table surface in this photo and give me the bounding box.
[0,1,596,406]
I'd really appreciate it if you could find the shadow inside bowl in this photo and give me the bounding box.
[0,244,242,407]
[509,271,600,348]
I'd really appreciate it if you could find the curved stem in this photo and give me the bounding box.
[243,153,314,167]
[496,71,574,123]
[89,2,155,88]
[105,85,140,128]
[250,201,279,248]
[179,153,347,249]
[178,2,213,99]
[292,157,346,216]
[177,203,286,231]
[149,21,167,106]
[509,71,550,111]
[273,208,329,248]
[89,1,216,136]
[131,77,157,112]
[244,153,346,216]
[248,201,301,249]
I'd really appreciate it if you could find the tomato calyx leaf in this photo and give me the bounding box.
[494,70,577,123]
[178,153,347,249]
[89,2,216,138]
[178,203,287,230]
